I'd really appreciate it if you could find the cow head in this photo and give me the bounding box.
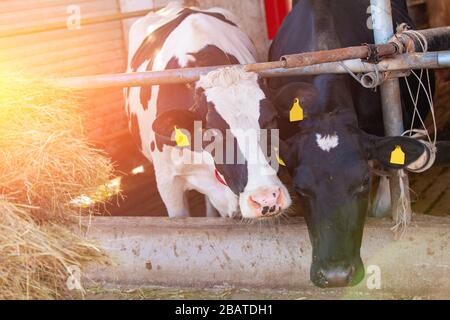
[153,67,292,219]
[273,82,427,287]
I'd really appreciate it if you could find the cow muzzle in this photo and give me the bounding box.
[246,186,286,218]
[315,265,355,288]
[311,259,364,288]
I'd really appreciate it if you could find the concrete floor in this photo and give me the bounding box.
[86,286,449,300]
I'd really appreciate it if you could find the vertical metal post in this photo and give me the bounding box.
[370,0,411,222]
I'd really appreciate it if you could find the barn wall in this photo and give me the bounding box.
[0,0,126,77]
[193,0,270,61]
[0,0,137,169]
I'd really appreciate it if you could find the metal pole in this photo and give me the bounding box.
[370,0,411,221]
[56,51,450,89]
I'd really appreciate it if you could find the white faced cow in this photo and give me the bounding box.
[125,2,291,218]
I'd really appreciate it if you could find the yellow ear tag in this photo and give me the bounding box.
[174,126,190,147]
[290,98,304,122]
[390,145,405,165]
[274,147,286,167]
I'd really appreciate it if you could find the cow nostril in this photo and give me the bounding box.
[248,196,261,209]
[248,187,284,215]
[348,265,355,282]
[316,269,329,287]
[317,266,354,287]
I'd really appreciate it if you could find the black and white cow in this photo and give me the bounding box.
[125,2,291,218]
[269,0,449,287]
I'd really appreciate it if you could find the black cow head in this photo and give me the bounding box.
[273,82,427,287]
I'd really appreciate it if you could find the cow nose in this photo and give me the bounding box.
[316,265,355,288]
[248,187,283,216]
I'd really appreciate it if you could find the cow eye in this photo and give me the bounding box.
[207,128,223,141]
[294,185,313,198]
[264,118,278,129]
[363,175,371,185]
[354,175,371,195]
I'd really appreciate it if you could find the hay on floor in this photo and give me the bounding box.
[0,199,109,299]
[0,72,115,299]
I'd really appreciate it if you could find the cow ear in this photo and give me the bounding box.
[435,141,450,167]
[272,82,319,120]
[362,133,426,169]
[152,110,203,147]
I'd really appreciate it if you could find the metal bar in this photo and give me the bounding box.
[398,26,450,52]
[57,51,450,89]
[0,9,158,38]
[371,0,410,221]
[281,43,398,68]
[263,51,450,77]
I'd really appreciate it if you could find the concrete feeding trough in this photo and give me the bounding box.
[83,215,450,293]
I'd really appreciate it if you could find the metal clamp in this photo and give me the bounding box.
[364,43,381,64]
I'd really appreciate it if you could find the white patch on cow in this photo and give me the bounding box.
[154,13,256,69]
[315,133,339,152]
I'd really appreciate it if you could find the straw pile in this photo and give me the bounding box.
[0,72,114,299]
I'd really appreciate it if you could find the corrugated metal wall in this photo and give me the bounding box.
[0,0,132,166]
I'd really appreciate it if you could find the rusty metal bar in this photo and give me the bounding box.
[395,26,450,53]
[263,51,450,77]
[57,51,450,90]
[281,43,399,67]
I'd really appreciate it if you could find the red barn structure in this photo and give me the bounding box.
[264,0,291,39]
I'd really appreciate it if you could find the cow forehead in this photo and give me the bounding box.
[197,67,265,129]
[294,128,366,173]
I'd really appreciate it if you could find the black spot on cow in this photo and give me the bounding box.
[131,8,236,71]
[188,45,240,67]
[155,57,196,117]
[156,46,239,117]
[130,6,239,110]
[150,141,155,152]
[129,113,142,151]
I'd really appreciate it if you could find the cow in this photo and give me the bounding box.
[268,0,449,287]
[125,2,291,219]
